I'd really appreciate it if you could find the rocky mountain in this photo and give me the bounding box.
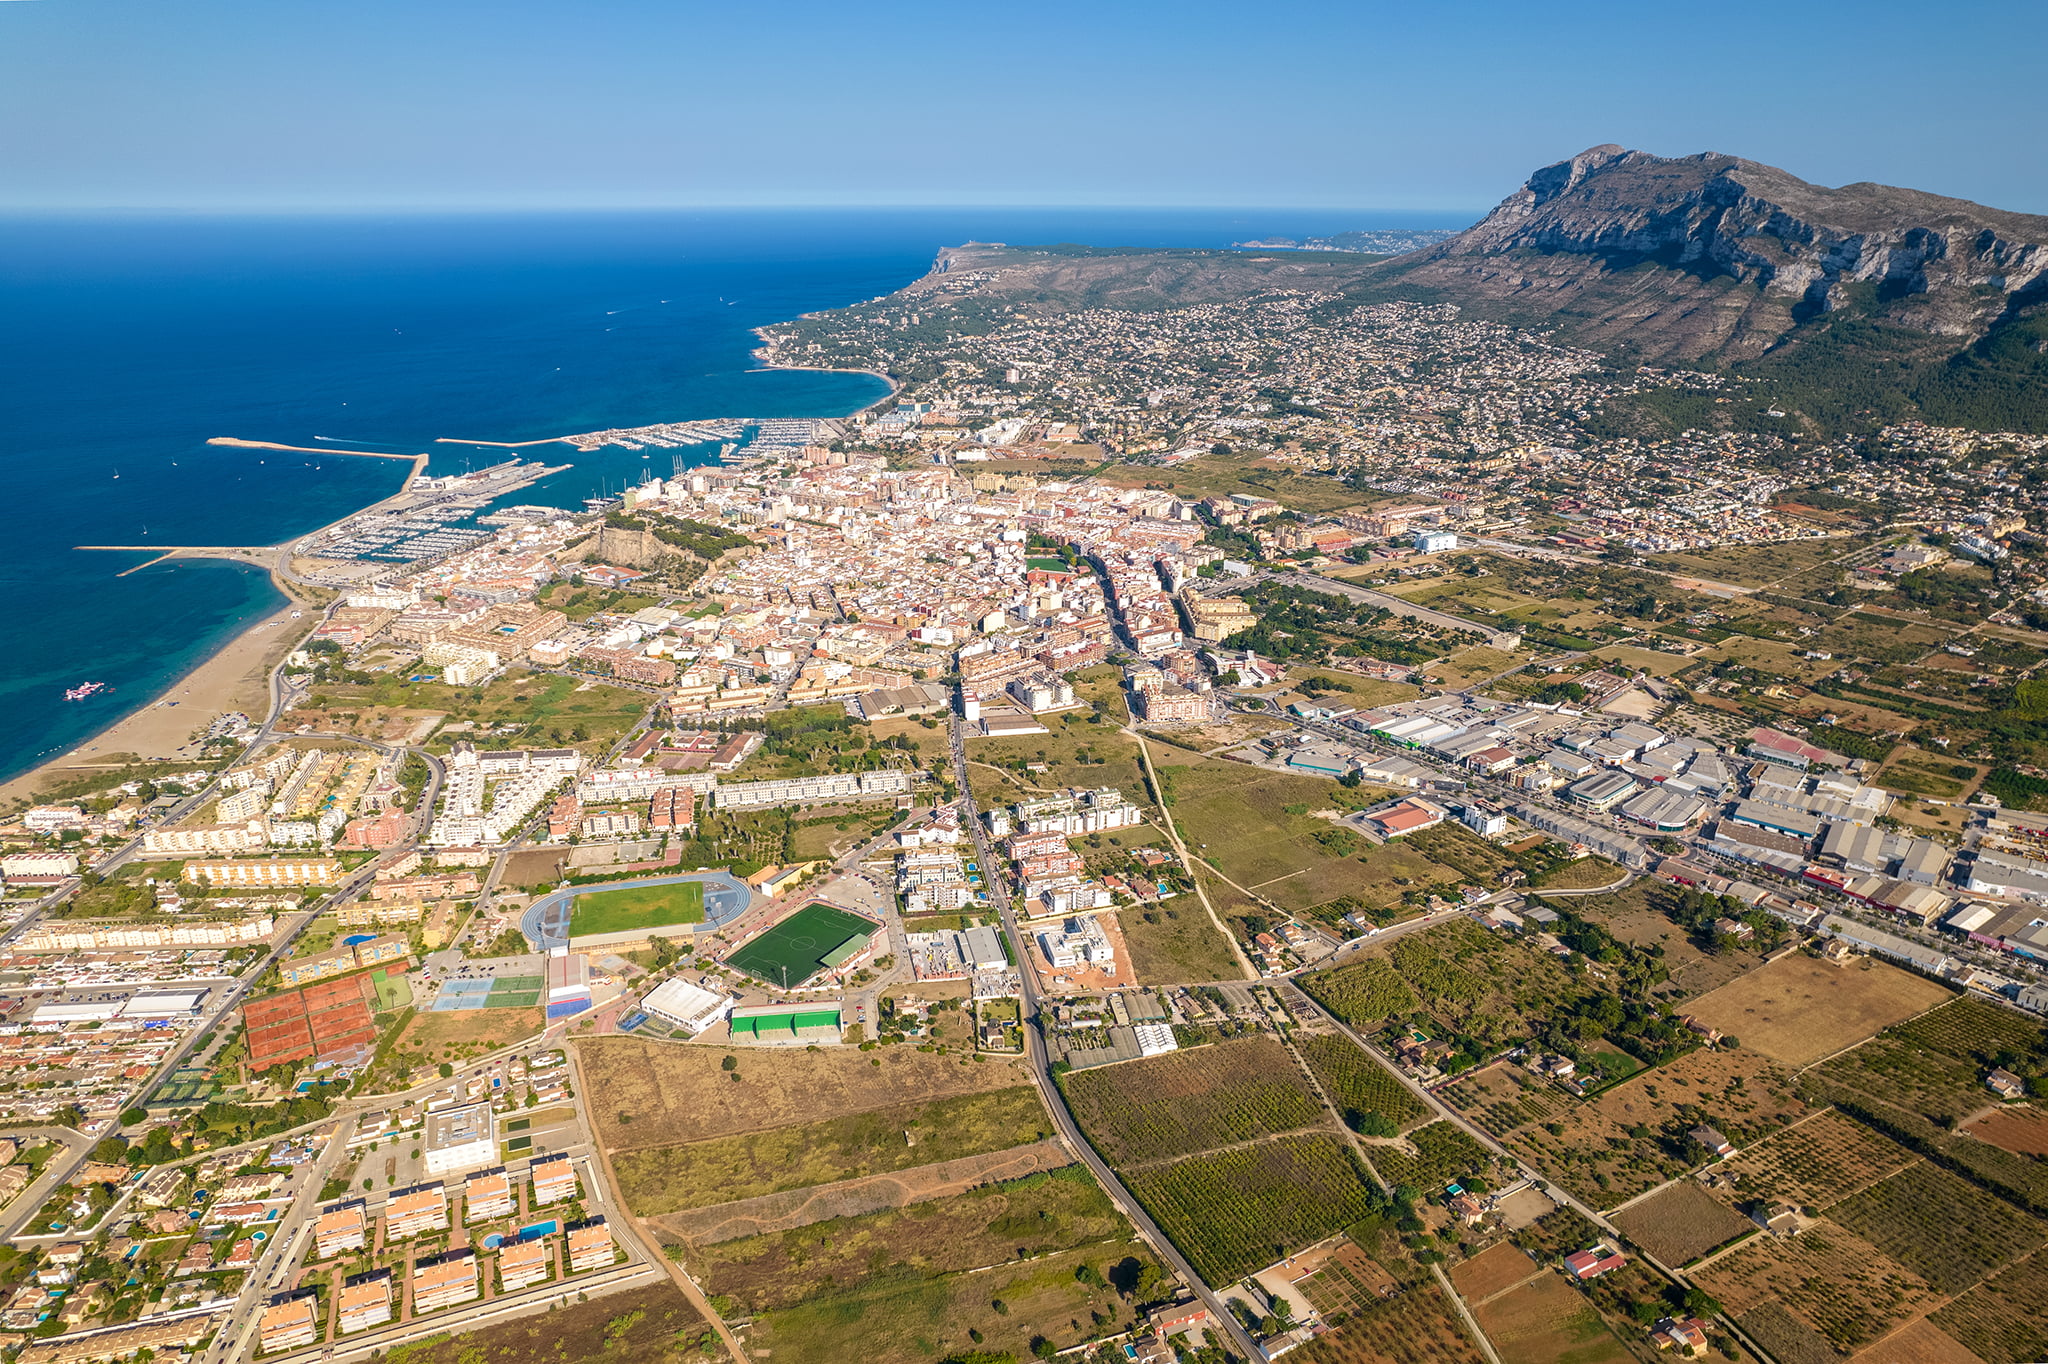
[835,148,2048,432]
[1382,144,2048,362]
[1359,146,2048,429]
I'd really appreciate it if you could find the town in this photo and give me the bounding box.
[0,256,2046,1364]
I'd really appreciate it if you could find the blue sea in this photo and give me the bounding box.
[0,207,1466,785]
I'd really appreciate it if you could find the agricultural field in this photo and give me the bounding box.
[1710,1109,1916,1210]
[1470,1271,1633,1364]
[1644,538,1858,588]
[1611,1180,1754,1265]
[578,1037,1026,1151]
[1438,1064,1572,1142]
[1297,1031,1433,1135]
[1695,1220,1937,1356]
[1961,1105,2048,1156]
[1451,1241,1544,1302]
[1125,1133,1381,1284]
[1301,917,1579,1056]
[1477,1047,1808,1208]
[369,1282,722,1364]
[1930,1245,2048,1364]
[1682,954,1952,1067]
[1149,750,1476,917]
[613,1086,1050,1214]
[1805,998,2048,1213]
[1370,1121,1499,1194]
[1289,1281,1489,1364]
[567,879,705,937]
[1059,1035,1321,1165]
[1829,1161,2047,1295]
[738,1239,1162,1364]
[1852,1319,1994,1364]
[692,1166,1129,1312]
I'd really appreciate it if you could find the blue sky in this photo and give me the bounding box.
[4,0,2045,214]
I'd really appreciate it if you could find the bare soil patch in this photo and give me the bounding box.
[578,1035,1027,1151]
[1960,1106,2048,1157]
[1612,1179,1755,1265]
[1852,1320,1991,1364]
[1451,1240,1542,1302]
[656,1138,1072,1243]
[1684,953,1951,1067]
[1470,1271,1632,1364]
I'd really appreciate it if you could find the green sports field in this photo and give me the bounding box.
[567,880,706,938]
[727,902,878,988]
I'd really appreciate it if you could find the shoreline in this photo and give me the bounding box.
[4,300,904,811]
[0,586,306,811]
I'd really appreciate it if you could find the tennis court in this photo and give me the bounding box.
[727,901,879,988]
[431,972,546,1011]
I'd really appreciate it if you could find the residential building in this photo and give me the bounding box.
[338,1270,393,1333]
[567,1218,615,1272]
[385,1183,448,1240]
[411,1251,479,1312]
[530,1154,578,1207]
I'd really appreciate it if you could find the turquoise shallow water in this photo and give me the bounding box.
[0,207,1463,783]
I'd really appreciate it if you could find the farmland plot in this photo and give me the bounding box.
[1611,1180,1755,1265]
[1059,1034,1321,1165]
[1298,1031,1431,1135]
[1683,954,1950,1068]
[1471,1272,1633,1364]
[1125,1133,1380,1284]
[1710,1109,1916,1210]
[1695,1220,1938,1355]
[1372,1121,1498,1193]
[1829,1161,2047,1295]
[1290,1280,1488,1364]
[1929,1245,2048,1364]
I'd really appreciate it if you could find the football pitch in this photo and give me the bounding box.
[727,902,877,988]
[567,879,706,938]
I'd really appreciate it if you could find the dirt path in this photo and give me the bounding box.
[1131,730,1256,980]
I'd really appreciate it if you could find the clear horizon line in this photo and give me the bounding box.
[0,200,1489,219]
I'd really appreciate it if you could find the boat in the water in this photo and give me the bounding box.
[64,682,108,701]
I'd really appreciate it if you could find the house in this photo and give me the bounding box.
[1749,1201,1802,1237]
[1688,1125,1735,1158]
[1563,1244,1626,1280]
[1652,1317,1710,1354]
[1986,1068,2027,1100]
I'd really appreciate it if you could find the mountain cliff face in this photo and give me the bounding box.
[1379,145,2048,368]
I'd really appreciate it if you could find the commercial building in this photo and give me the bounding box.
[424,1102,496,1175]
[640,978,734,1034]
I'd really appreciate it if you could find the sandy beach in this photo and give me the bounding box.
[0,593,308,812]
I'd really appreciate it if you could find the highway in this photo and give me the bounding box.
[948,714,1268,1363]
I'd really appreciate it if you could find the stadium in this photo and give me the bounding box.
[726,901,883,989]
[521,870,754,952]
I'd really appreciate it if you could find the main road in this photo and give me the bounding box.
[948,715,1267,1363]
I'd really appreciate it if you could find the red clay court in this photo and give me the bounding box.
[244,971,388,1071]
